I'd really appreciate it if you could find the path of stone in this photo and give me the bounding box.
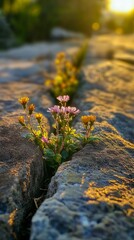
[0,35,134,240]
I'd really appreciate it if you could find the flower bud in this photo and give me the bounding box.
[28,104,35,115]
[56,52,65,60]
[89,115,96,125]
[35,113,43,123]
[18,116,25,126]
[18,97,29,109]
[42,136,49,144]
[81,115,96,125]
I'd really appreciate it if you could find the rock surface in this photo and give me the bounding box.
[0,35,134,240]
[0,79,52,239]
[0,40,82,239]
[51,27,85,40]
[0,115,44,240]
[30,36,134,240]
[0,41,80,60]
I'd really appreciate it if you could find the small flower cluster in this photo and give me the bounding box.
[45,52,78,97]
[19,97,29,109]
[81,115,96,125]
[48,105,80,115]
[81,115,96,140]
[18,95,97,173]
[18,97,46,141]
[35,113,43,123]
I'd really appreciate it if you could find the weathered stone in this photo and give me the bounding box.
[30,55,134,239]
[114,52,134,65]
[0,56,52,240]
[30,132,134,240]
[0,41,80,60]
[0,59,48,83]
[51,27,85,40]
[0,115,44,240]
[0,78,53,239]
[89,35,134,61]
[0,35,134,239]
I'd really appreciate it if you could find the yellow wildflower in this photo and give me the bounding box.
[72,67,77,73]
[45,79,52,87]
[81,115,96,125]
[56,52,65,60]
[35,113,43,123]
[28,104,35,115]
[70,77,78,84]
[18,97,29,109]
[89,115,96,124]
[61,83,66,89]
[55,75,63,84]
[65,61,73,70]
[55,59,60,65]
[81,116,89,124]
[18,116,25,126]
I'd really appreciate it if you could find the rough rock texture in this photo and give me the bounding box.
[0,80,51,239]
[88,34,134,64]
[30,36,134,240]
[0,40,82,239]
[0,58,45,240]
[0,116,44,240]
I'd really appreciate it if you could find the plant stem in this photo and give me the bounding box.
[58,139,64,154]
[86,125,91,139]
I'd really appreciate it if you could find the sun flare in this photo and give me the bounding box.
[109,0,134,13]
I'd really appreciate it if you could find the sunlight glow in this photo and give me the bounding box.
[109,0,134,13]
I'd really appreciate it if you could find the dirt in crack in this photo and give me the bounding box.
[17,175,51,240]
[17,153,77,240]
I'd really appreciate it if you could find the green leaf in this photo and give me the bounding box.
[61,150,69,160]
[52,123,56,129]
[24,133,33,139]
[87,136,100,142]
[55,153,62,164]
[43,148,55,158]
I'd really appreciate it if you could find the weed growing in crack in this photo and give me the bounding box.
[72,41,88,70]
[45,52,78,97]
[45,42,88,97]
[18,95,97,173]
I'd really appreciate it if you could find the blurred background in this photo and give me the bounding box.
[0,0,134,49]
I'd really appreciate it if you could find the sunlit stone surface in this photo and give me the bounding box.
[0,35,134,239]
[30,35,134,240]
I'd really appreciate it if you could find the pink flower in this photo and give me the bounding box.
[60,106,67,114]
[42,136,49,144]
[47,105,61,114]
[66,107,80,115]
[57,95,70,103]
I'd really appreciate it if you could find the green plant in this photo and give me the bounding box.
[45,52,79,97]
[45,43,88,97]
[18,95,97,173]
[72,41,88,70]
